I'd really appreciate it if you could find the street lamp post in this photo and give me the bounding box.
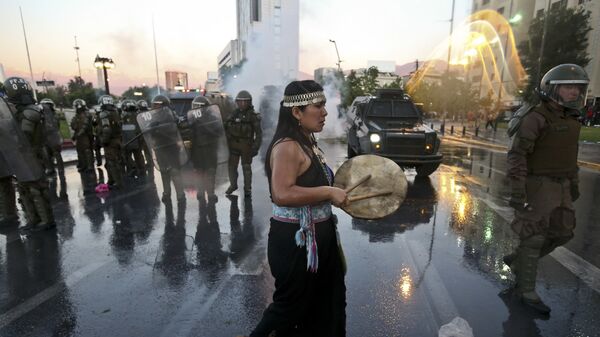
[329,39,343,72]
[94,55,115,95]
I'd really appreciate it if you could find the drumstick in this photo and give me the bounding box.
[344,174,372,193]
[348,190,393,202]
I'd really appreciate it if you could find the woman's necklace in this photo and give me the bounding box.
[311,135,333,186]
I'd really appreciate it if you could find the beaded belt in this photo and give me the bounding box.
[272,203,332,272]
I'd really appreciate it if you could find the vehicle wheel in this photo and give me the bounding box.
[416,163,440,177]
[347,143,357,158]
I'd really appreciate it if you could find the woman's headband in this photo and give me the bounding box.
[282,91,326,107]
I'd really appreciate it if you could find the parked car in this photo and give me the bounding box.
[346,89,442,176]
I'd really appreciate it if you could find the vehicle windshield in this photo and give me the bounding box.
[368,101,392,117]
[367,100,420,118]
[394,101,420,118]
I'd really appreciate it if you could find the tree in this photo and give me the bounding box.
[37,85,68,107]
[66,77,97,107]
[383,77,403,89]
[518,6,591,103]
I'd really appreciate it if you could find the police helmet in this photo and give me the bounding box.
[151,95,171,108]
[40,98,55,108]
[235,90,252,101]
[539,64,590,110]
[73,99,87,111]
[98,95,115,107]
[137,100,149,110]
[122,99,138,112]
[191,96,212,109]
[3,77,35,105]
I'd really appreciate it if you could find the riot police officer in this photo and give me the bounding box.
[0,100,17,225]
[97,95,123,189]
[147,95,186,204]
[39,98,65,175]
[3,77,55,230]
[505,64,589,314]
[188,96,225,204]
[224,90,262,197]
[70,99,95,172]
[121,99,145,178]
[136,99,153,175]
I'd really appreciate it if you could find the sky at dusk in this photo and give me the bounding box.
[0,0,472,94]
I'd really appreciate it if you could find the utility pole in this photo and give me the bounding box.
[152,14,161,95]
[329,39,343,72]
[416,59,419,72]
[446,0,456,75]
[74,35,82,78]
[19,6,37,101]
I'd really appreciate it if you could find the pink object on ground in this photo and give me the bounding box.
[95,183,109,194]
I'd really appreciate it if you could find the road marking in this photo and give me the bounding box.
[0,261,107,328]
[550,247,600,294]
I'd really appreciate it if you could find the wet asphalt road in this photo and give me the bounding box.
[1,139,600,337]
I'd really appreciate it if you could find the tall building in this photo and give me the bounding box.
[165,71,189,91]
[218,0,299,87]
[473,0,600,101]
[96,68,105,91]
[0,63,6,83]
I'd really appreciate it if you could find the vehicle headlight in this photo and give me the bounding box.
[370,133,381,143]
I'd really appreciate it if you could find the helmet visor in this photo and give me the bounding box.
[548,82,588,110]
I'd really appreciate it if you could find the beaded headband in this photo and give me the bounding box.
[282,91,326,107]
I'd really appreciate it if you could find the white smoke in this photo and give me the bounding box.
[319,71,347,140]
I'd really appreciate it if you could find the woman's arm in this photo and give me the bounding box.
[270,141,346,207]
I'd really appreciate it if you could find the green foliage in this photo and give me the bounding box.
[66,77,97,107]
[518,6,592,103]
[409,74,480,119]
[37,85,68,107]
[382,77,403,89]
[341,66,387,107]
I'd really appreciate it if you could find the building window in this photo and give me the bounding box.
[252,0,261,22]
[482,0,490,5]
[497,7,504,15]
[579,0,584,4]
[551,0,567,11]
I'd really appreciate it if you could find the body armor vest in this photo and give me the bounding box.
[527,105,580,176]
[226,109,256,139]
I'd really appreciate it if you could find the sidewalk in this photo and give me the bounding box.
[428,120,600,170]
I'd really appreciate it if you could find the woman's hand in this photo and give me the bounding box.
[328,187,348,208]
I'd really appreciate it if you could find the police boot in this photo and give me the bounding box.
[503,252,518,274]
[31,187,56,231]
[242,164,252,198]
[84,149,95,172]
[514,235,550,315]
[161,171,172,203]
[18,186,40,229]
[172,170,186,205]
[107,162,123,190]
[56,153,65,174]
[206,169,218,204]
[0,179,18,225]
[226,161,238,195]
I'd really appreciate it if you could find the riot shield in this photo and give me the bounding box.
[136,107,188,171]
[121,122,140,151]
[187,105,229,164]
[42,105,63,148]
[0,99,44,181]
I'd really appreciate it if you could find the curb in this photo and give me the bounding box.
[441,135,600,172]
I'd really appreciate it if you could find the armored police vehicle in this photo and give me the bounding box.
[346,89,442,177]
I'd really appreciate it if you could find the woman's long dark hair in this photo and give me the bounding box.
[264,80,324,178]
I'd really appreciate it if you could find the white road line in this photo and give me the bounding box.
[550,246,600,294]
[0,261,107,328]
